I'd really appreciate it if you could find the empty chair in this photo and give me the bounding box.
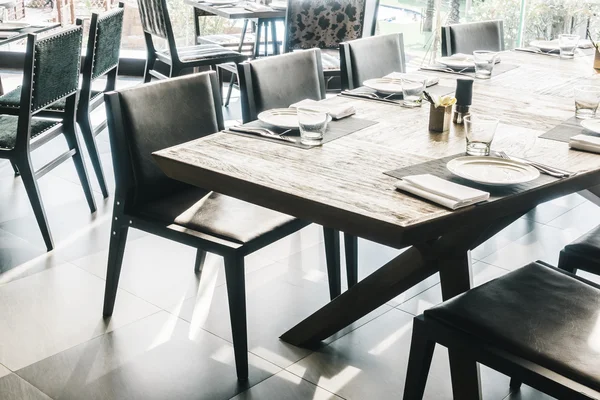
[404,261,600,400]
[340,33,406,90]
[441,20,504,56]
[237,49,359,291]
[0,26,96,251]
[559,225,600,276]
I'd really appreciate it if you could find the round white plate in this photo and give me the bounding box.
[437,56,474,70]
[529,40,559,52]
[362,78,403,94]
[0,22,30,31]
[580,119,600,134]
[270,1,286,9]
[207,0,237,5]
[447,156,540,186]
[258,108,299,129]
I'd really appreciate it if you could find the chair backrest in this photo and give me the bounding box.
[284,0,378,52]
[137,0,170,39]
[237,49,326,123]
[340,33,405,90]
[104,72,224,208]
[85,3,125,81]
[441,20,504,56]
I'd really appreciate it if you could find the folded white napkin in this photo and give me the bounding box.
[569,134,600,153]
[290,99,355,120]
[385,72,439,87]
[578,39,595,49]
[395,174,490,210]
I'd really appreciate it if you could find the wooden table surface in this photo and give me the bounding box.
[185,0,285,19]
[0,23,61,47]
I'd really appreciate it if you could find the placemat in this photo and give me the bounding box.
[539,116,600,143]
[384,153,559,202]
[514,47,595,58]
[225,116,378,149]
[341,84,455,105]
[420,63,519,79]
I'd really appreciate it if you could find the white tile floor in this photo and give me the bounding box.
[0,72,597,399]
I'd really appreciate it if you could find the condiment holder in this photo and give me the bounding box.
[424,92,456,133]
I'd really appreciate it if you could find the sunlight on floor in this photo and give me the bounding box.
[316,365,362,393]
[368,320,412,355]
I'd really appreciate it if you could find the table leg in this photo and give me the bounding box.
[0,76,3,96]
[253,21,262,58]
[270,20,278,55]
[580,185,600,208]
[263,21,268,57]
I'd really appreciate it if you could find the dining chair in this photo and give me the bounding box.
[0,5,125,199]
[283,0,380,91]
[558,225,600,276]
[0,25,96,251]
[137,0,246,83]
[403,261,600,400]
[104,71,347,380]
[237,49,359,290]
[340,33,406,90]
[441,20,504,56]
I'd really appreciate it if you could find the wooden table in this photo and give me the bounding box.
[154,50,600,398]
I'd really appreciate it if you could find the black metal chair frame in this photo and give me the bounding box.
[0,25,97,251]
[403,260,600,400]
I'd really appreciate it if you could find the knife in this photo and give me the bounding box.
[227,126,299,144]
[340,92,401,105]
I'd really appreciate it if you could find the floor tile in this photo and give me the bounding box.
[503,385,555,399]
[0,263,159,370]
[547,200,600,235]
[523,201,574,224]
[0,374,51,400]
[0,364,9,378]
[472,218,540,260]
[17,312,280,400]
[287,308,510,400]
[231,370,343,400]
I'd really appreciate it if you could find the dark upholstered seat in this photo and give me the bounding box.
[441,20,504,56]
[156,44,242,63]
[0,86,102,110]
[0,115,60,150]
[559,225,600,275]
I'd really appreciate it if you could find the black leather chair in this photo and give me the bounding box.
[441,20,504,56]
[559,225,600,276]
[103,71,348,380]
[0,25,96,251]
[237,49,359,291]
[340,33,406,90]
[404,261,600,400]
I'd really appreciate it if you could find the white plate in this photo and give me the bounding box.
[270,1,286,9]
[362,78,403,94]
[529,40,559,52]
[581,119,600,134]
[207,0,237,4]
[447,156,540,186]
[437,55,475,70]
[258,108,299,129]
[0,22,30,31]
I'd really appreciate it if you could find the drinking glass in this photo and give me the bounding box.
[472,51,499,79]
[574,85,600,119]
[558,34,580,59]
[298,108,330,146]
[464,115,499,156]
[400,74,427,107]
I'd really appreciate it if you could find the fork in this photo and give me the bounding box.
[496,151,573,178]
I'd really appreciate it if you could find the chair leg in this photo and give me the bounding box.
[403,317,435,400]
[103,222,129,316]
[17,157,54,251]
[558,251,578,274]
[223,252,248,380]
[224,73,236,107]
[344,233,358,288]
[509,377,522,392]
[63,122,97,213]
[448,350,482,399]
[323,227,341,300]
[10,161,19,176]
[78,112,109,198]
[194,249,207,273]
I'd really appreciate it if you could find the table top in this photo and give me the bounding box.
[185,0,285,19]
[0,23,61,47]
[154,50,600,249]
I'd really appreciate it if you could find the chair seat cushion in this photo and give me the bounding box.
[138,188,297,244]
[425,262,600,392]
[198,33,256,46]
[159,44,244,63]
[320,48,340,70]
[0,115,60,150]
[564,225,600,262]
[0,86,102,110]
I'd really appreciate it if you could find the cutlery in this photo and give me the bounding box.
[228,126,297,143]
[418,66,471,77]
[496,151,573,178]
[514,47,557,55]
[340,91,400,104]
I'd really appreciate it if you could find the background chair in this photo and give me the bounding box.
[340,33,406,90]
[441,20,504,56]
[0,26,96,251]
[558,225,600,276]
[237,49,359,290]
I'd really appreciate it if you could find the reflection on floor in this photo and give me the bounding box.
[0,72,597,399]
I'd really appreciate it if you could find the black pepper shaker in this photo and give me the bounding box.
[454,78,474,124]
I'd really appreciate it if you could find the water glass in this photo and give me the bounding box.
[558,34,580,59]
[298,108,330,146]
[574,86,600,119]
[400,74,427,107]
[464,115,499,156]
[473,51,499,79]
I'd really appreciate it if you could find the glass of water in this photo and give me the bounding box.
[464,115,499,156]
[298,108,330,146]
[400,74,427,107]
[558,34,580,59]
[574,86,600,119]
[473,51,499,79]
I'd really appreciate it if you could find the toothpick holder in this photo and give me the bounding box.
[594,47,600,70]
[429,104,453,132]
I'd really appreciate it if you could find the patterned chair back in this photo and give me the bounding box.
[90,5,125,80]
[137,0,169,39]
[284,0,369,52]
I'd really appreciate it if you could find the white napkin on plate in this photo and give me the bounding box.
[395,174,490,210]
[290,99,355,120]
[569,134,600,153]
[385,72,439,87]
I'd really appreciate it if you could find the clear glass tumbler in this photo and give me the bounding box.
[464,115,499,156]
[400,74,427,107]
[558,34,580,59]
[298,108,330,146]
[574,86,600,119]
[473,51,499,79]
